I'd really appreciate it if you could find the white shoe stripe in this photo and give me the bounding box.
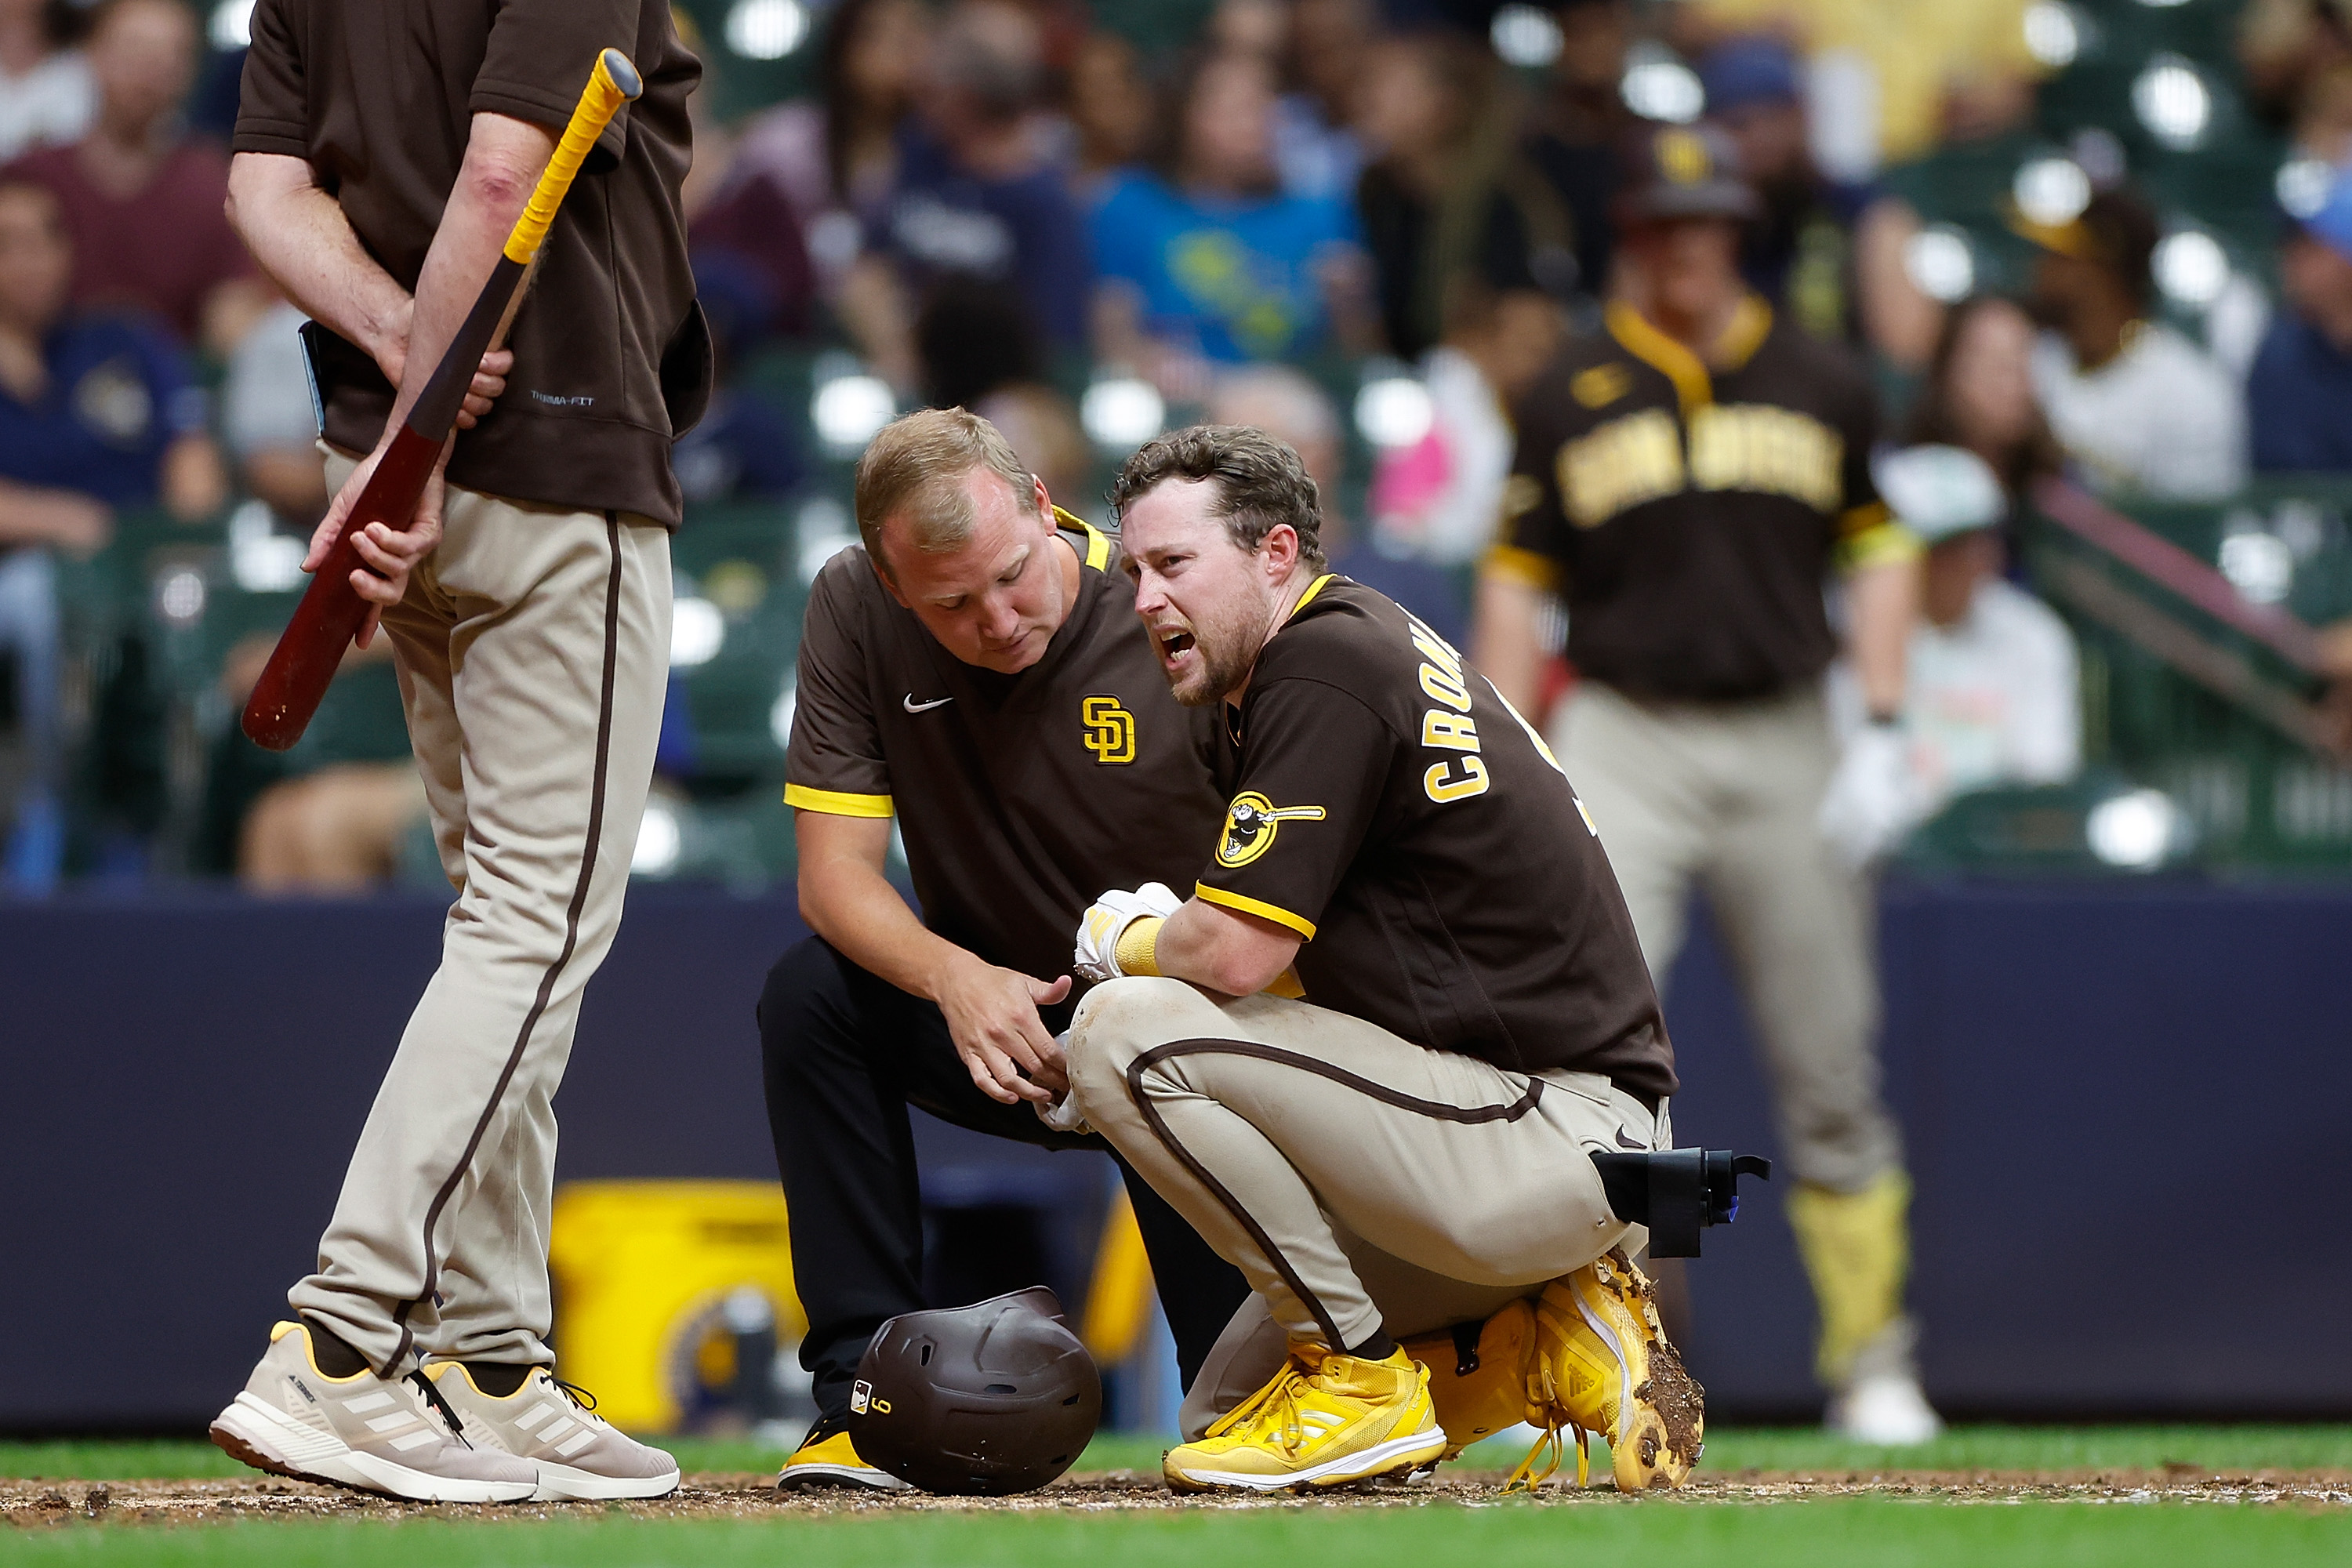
[553,1428,597,1458]
[512,1403,558,1432]
[538,1416,575,1443]
[342,1392,397,1414]
[1173,1427,1446,1490]
[387,1429,441,1453]
[362,1413,416,1434]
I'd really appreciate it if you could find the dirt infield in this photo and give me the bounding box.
[7,1466,2349,1528]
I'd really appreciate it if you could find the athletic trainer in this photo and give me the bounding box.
[1062,425,1698,1494]
[209,0,706,1503]
[1471,123,1939,1443]
[761,408,1249,1490]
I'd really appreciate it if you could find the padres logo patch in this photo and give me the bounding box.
[1217,791,1326,867]
[1082,695,1136,764]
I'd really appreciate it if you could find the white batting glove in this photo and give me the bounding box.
[1035,1033,1095,1135]
[1072,881,1181,983]
[1817,723,1928,869]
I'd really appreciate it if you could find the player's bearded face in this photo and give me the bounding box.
[1123,481,1281,706]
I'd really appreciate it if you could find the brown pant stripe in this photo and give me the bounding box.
[383,514,625,1376]
[1123,1036,1544,1348]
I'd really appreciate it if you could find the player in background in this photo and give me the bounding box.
[1471,123,1939,1443]
[1062,425,1697,1494]
[207,0,706,1502]
[761,408,1249,1490]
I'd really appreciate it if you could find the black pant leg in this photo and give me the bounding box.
[760,935,1247,1413]
[759,937,945,1417]
[1113,1153,1253,1392]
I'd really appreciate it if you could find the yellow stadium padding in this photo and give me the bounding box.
[1080,1189,1156,1365]
[547,1180,804,1433]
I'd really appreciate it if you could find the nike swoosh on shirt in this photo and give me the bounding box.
[1614,1127,1650,1150]
[902,695,954,713]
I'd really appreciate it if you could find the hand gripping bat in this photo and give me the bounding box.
[240,48,644,750]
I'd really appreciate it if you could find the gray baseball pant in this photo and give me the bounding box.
[1550,680,1900,1192]
[1067,978,1668,1435]
[289,452,671,1376]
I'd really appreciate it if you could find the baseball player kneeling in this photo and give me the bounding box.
[1059,425,1698,1494]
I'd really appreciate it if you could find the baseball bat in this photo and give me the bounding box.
[241,48,644,751]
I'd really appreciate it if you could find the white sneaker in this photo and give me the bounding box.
[210,1321,538,1502]
[426,1363,680,1501]
[1828,1370,1944,1446]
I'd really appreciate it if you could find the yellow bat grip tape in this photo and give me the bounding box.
[503,48,643,264]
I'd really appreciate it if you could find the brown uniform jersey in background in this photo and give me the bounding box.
[233,0,707,527]
[1194,577,1676,1102]
[1489,297,1914,702]
[786,516,1230,987]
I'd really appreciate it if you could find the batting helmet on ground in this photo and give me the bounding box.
[848,1286,1102,1494]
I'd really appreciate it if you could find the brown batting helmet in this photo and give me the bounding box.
[848,1287,1102,1494]
[1617,122,1761,226]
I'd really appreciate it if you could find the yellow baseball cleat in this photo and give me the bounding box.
[1519,1247,1705,1491]
[1163,1345,1448,1493]
[775,1414,913,1492]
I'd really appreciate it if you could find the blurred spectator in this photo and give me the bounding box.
[1369,292,1566,568]
[1675,0,2038,172]
[1272,0,1374,201]
[220,296,327,524]
[2240,0,2352,131]
[1353,30,1573,362]
[1207,363,1469,645]
[2290,60,2352,166]
[3,0,269,354]
[1902,294,2063,502]
[2015,188,2245,500]
[1523,0,1641,303]
[722,0,929,289]
[0,0,93,161]
[1091,49,1371,394]
[1065,29,1153,200]
[973,379,1089,503]
[209,632,426,893]
[0,175,222,524]
[1696,35,1939,367]
[839,0,1088,391]
[0,173,221,888]
[2249,166,2352,474]
[1831,444,2078,822]
[1209,0,1286,59]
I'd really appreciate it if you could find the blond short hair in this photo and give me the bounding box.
[854,408,1038,579]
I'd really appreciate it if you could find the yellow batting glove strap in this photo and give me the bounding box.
[1113,916,1165,978]
[1263,967,1305,999]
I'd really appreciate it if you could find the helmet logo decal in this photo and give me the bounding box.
[1657,127,1712,186]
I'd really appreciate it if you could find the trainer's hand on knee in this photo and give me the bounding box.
[936,953,1071,1105]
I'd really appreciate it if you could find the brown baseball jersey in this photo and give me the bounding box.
[787,514,1230,985]
[1488,296,1917,701]
[1195,576,1677,1101]
[234,0,707,527]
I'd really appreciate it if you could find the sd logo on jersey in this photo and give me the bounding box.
[1217,791,1326,868]
[1081,695,1136,764]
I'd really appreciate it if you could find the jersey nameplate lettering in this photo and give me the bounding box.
[1410,618,1490,804]
[1557,402,1844,528]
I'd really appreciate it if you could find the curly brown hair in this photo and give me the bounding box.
[1110,423,1328,569]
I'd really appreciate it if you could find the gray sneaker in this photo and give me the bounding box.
[426,1363,681,1501]
[210,1321,538,1502]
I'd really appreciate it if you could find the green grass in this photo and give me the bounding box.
[8,1426,2350,1481]
[8,1500,2352,1568]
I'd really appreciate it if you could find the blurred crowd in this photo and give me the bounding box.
[9,0,2352,893]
